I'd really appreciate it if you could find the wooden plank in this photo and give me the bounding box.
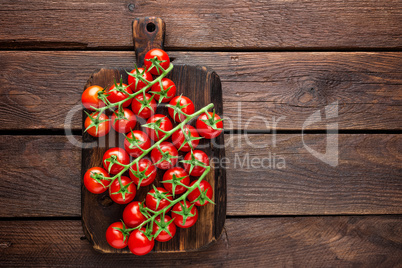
[1,51,401,130]
[0,0,401,49]
[0,136,81,217]
[226,134,402,215]
[0,134,400,217]
[0,217,401,266]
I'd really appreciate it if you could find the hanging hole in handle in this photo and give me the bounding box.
[146,22,156,32]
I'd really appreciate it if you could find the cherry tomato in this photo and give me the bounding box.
[123,201,148,228]
[144,48,170,75]
[102,147,130,175]
[151,142,178,170]
[131,93,157,119]
[171,200,199,228]
[127,67,153,92]
[168,96,195,122]
[106,222,129,249]
[162,167,190,195]
[106,80,133,108]
[145,114,173,142]
[129,158,156,187]
[124,130,151,158]
[187,180,213,206]
[146,187,173,212]
[111,108,137,133]
[172,125,200,152]
[183,150,210,176]
[84,112,111,137]
[83,167,111,194]
[128,228,154,256]
[82,85,106,110]
[151,78,176,103]
[109,176,136,204]
[152,215,176,242]
[196,112,223,139]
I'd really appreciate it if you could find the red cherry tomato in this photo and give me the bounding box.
[150,142,178,170]
[151,78,176,103]
[145,114,173,142]
[111,108,137,133]
[84,167,110,194]
[84,112,111,137]
[172,125,200,152]
[145,187,173,212]
[83,167,111,194]
[144,48,170,75]
[152,215,176,242]
[187,180,213,206]
[131,93,157,119]
[109,176,136,204]
[129,158,156,187]
[127,67,153,92]
[171,200,199,228]
[168,96,195,122]
[102,147,130,175]
[123,201,148,228]
[106,222,128,249]
[183,150,210,176]
[128,228,154,256]
[106,80,133,108]
[162,167,190,195]
[82,85,106,110]
[124,130,151,158]
[196,112,223,139]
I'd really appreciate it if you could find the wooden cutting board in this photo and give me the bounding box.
[81,17,226,253]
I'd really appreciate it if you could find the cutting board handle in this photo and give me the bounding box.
[133,17,166,67]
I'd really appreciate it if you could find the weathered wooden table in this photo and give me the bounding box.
[0,1,401,266]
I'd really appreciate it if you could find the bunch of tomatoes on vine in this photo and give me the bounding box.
[81,48,223,255]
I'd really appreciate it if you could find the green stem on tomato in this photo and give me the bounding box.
[86,60,215,239]
[94,61,214,187]
[94,63,174,115]
[127,166,211,232]
[107,102,214,185]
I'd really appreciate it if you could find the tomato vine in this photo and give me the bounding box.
[82,49,223,255]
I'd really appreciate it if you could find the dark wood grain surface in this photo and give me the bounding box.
[0,0,401,266]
